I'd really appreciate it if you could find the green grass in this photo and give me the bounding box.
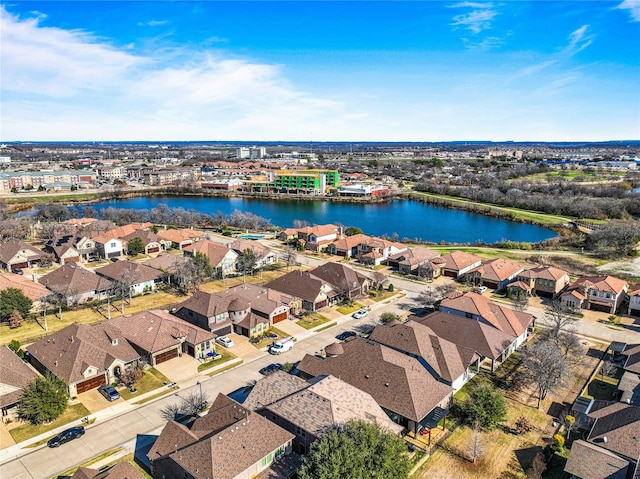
[296,313,332,330]
[197,348,238,372]
[9,403,91,444]
[315,321,338,333]
[206,359,243,377]
[3,193,99,203]
[336,303,363,315]
[119,368,172,400]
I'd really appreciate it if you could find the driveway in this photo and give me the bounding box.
[153,355,202,386]
[222,333,266,361]
[78,389,124,414]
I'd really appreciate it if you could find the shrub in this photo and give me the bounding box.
[553,434,565,451]
[515,416,533,435]
[388,283,394,292]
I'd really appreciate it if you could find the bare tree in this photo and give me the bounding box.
[544,300,578,339]
[418,282,457,311]
[600,360,618,381]
[511,292,529,312]
[160,390,209,422]
[467,422,485,464]
[372,271,387,289]
[555,330,584,363]
[120,366,143,387]
[521,340,571,409]
[416,262,435,281]
[282,246,298,271]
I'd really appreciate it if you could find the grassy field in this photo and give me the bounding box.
[336,302,363,315]
[296,312,333,330]
[3,193,99,204]
[9,403,91,443]
[408,191,606,226]
[197,348,238,372]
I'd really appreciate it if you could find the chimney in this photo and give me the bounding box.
[603,436,608,443]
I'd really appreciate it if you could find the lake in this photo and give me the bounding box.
[86,196,557,244]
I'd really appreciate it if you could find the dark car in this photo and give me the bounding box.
[13,268,24,275]
[336,331,357,341]
[98,385,121,402]
[47,426,84,448]
[259,363,283,375]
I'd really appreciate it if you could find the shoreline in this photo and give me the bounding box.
[2,187,573,239]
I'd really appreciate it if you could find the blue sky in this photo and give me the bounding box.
[1,1,639,142]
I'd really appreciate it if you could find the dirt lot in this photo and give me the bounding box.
[415,339,604,479]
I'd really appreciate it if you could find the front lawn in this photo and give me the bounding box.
[336,302,363,315]
[119,368,173,400]
[249,326,290,349]
[197,348,238,372]
[296,313,332,330]
[9,403,91,444]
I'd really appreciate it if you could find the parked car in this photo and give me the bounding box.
[47,426,84,448]
[477,286,488,294]
[13,268,23,275]
[352,308,369,319]
[98,385,121,402]
[259,363,283,375]
[269,337,294,355]
[215,336,234,348]
[336,331,357,341]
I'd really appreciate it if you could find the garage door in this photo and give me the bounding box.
[11,262,28,271]
[589,302,613,313]
[272,312,287,324]
[155,348,179,365]
[211,324,232,336]
[147,246,160,254]
[76,374,106,394]
[443,270,457,278]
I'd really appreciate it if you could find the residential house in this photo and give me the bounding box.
[629,286,640,317]
[512,266,570,298]
[0,239,45,272]
[560,276,628,314]
[70,462,145,479]
[39,263,113,305]
[439,250,482,278]
[173,284,296,338]
[44,234,81,265]
[410,310,522,373]
[142,252,189,284]
[464,258,524,291]
[148,393,295,479]
[618,344,640,406]
[296,224,341,252]
[63,217,98,229]
[121,230,169,255]
[564,402,640,479]
[276,228,299,242]
[264,270,335,312]
[325,234,368,258]
[95,260,164,295]
[0,345,38,419]
[355,237,407,266]
[230,239,278,269]
[108,310,215,365]
[307,262,370,301]
[387,247,442,277]
[92,234,124,260]
[244,371,403,454]
[0,272,50,309]
[297,337,453,434]
[157,228,205,250]
[439,291,535,352]
[183,239,239,277]
[26,322,140,396]
[369,320,481,392]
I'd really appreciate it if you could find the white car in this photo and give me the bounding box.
[352,308,369,319]
[215,336,234,348]
[477,286,488,294]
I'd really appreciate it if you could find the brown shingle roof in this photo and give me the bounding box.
[623,343,640,374]
[527,265,569,281]
[369,321,478,383]
[151,394,294,479]
[297,338,452,423]
[0,345,38,409]
[246,371,402,436]
[108,310,213,354]
[564,440,629,479]
[70,462,146,479]
[26,323,139,384]
[142,252,189,275]
[266,270,330,303]
[309,262,368,294]
[39,263,112,295]
[95,260,164,284]
[183,239,237,267]
[587,402,640,461]
[157,228,204,244]
[229,238,273,259]
[440,292,534,337]
[0,239,44,265]
[411,311,516,360]
[568,276,628,295]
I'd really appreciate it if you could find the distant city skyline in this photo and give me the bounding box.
[1,1,639,142]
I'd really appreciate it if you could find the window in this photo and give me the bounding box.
[296,426,306,437]
[110,242,116,248]
[260,452,273,468]
[591,290,598,296]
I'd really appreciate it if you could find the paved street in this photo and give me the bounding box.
[1,253,637,479]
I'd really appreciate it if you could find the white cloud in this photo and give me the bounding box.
[0,6,346,141]
[616,0,640,21]
[562,24,592,56]
[449,2,499,34]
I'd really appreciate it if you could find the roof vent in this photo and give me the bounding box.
[603,436,608,443]
[112,338,118,346]
[384,382,389,387]
[54,361,58,367]
[365,374,370,379]
[70,336,74,343]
